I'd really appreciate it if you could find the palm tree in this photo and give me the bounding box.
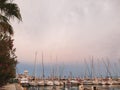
[0,15,13,35]
[0,0,22,35]
[0,0,22,85]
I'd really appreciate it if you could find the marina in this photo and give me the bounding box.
[2,83,120,90]
[17,70,120,90]
[18,84,120,90]
[26,85,120,90]
[17,56,120,90]
[19,77,120,87]
[1,0,120,90]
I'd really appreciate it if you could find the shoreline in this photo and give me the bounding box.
[0,83,23,90]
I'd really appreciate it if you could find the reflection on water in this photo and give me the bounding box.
[26,85,120,90]
[28,86,64,90]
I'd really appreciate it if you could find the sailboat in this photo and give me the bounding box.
[29,52,38,86]
[38,52,46,86]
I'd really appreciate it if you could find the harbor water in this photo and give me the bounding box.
[26,85,120,90]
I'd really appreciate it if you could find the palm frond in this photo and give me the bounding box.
[0,0,8,3]
[0,14,9,22]
[4,3,22,21]
[0,0,8,11]
[0,0,21,35]
[5,3,22,20]
[0,0,22,21]
[0,21,13,35]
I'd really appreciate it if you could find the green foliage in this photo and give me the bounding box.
[0,34,17,85]
[0,0,22,86]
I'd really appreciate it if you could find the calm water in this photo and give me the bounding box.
[26,85,120,90]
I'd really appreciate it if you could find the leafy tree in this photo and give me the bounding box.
[0,0,22,86]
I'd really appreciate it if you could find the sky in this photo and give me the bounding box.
[12,0,120,76]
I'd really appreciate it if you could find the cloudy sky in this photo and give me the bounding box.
[12,0,120,71]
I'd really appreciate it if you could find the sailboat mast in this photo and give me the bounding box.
[91,56,94,79]
[42,52,45,79]
[33,51,37,79]
[55,55,59,79]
